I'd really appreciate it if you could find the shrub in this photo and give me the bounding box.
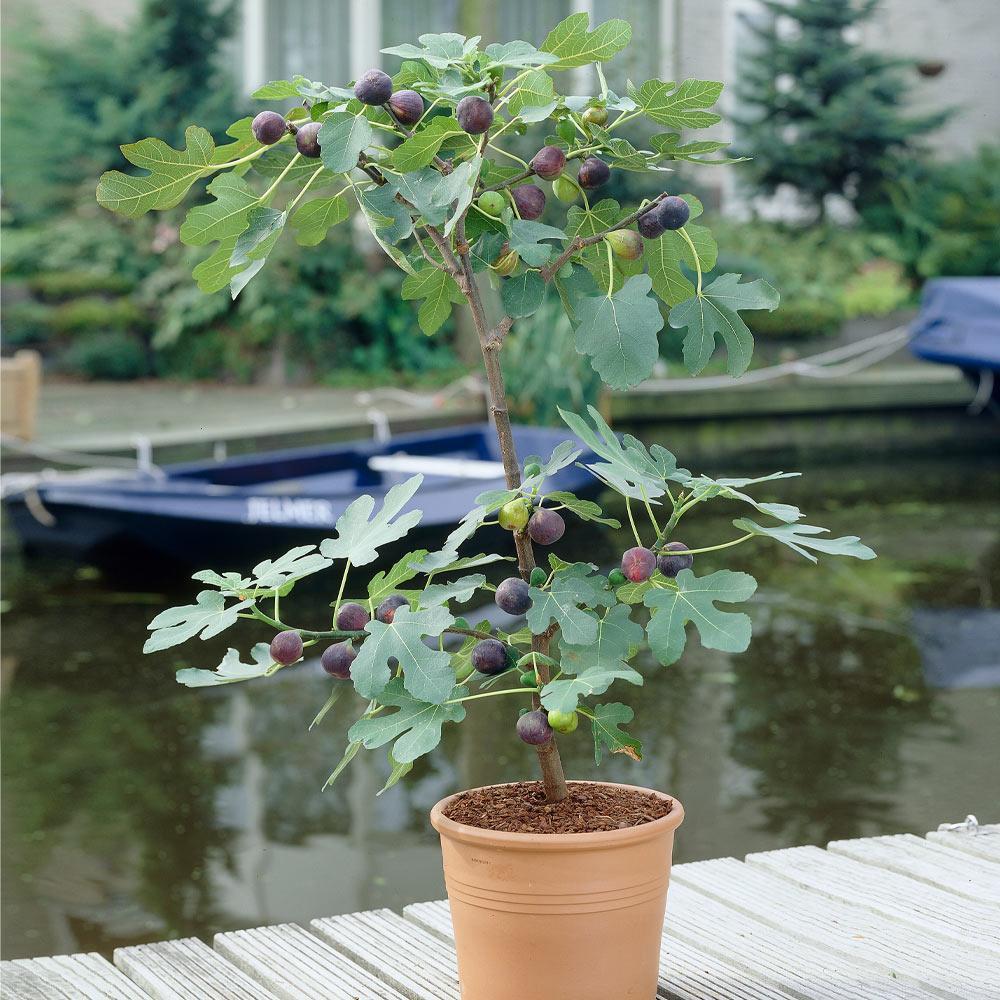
[841,261,911,319]
[50,297,148,335]
[27,271,135,299]
[746,299,844,339]
[63,331,150,380]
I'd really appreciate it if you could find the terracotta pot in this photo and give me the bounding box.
[430,781,684,1000]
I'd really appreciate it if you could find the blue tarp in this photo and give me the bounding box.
[910,277,1000,371]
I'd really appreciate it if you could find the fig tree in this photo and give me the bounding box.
[606,229,644,261]
[471,638,510,675]
[388,89,424,125]
[657,540,694,577]
[552,176,578,203]
[498,498,530,531]
[295,121,322,159]
[511,184,546,221]
[354,68,393,105]
[456,96,494,135]
[496,577,532,616]
[621,546,656,583]
[547,709,578,734]
[517,709,553,745]
[530,145,566,180]
[335,602,370,631]
[252,111,287,145]
[582,106,608,126]
[270,629,303,665]
[637,206,667,239]
[578,156,610,189]
[657,195,691,230]
[375,594,408,624]
[477,190,506,216]
[321,641,356,679]
[527,508,565,545]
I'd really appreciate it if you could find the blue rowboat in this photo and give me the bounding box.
[910,278,1000,411]
[3,423,598,570]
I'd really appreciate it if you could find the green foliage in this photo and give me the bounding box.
[733,0,949,214]
[100,15,874,798]
[63,331,150,381]
[746,300,844,340]
[840,263,911,320]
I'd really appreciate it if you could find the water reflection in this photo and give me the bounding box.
[2,457,998,960]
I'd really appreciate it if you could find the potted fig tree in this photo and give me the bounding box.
[97,15,874,999]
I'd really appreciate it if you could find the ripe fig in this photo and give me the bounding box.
[321,641,356,679]
[471,638,510,676]
[530,145,567,180]
[477,190,505,216]
[547,709,579,734]
[354,68,393,106]
[657,195,691,230]
[517,709,553,745]
[498,498,531,531]
[606,229,644,261]
[527,508,565,545]
[252,111,287,145]
[578,156,611,189]
[496,577,532,616]
[657,540,694,578]
[335,602,370,632]
[388,89,424,125]
[582,106,608,126]
[295,121,322,158]
[637,206,667,239]
[270,629,303,665]
[375,594,408,624]
[552,176,578,203]
[621,546,656,583]
[456,95,494,135]
[511,184,546,221]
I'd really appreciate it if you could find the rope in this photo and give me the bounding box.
[633,325,912,393]
[0,434,164,474]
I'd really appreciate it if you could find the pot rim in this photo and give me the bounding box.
[430,780,684,851]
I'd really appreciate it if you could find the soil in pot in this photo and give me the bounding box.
[442,780,674,834]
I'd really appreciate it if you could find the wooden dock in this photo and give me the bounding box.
[4,824,998,999]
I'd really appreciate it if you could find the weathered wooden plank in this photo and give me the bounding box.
[213,922,409,1000]
[746,845,1000,956]
[926,827,1000,864]
[404,898,809,1000]
[312,908,459,1000]
[1,953,152,1000]
[829,833,1000,902]
[664,880,944,1000]
[114,936,277,1000]
[674,857,993,998]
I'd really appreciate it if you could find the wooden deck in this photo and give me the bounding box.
[3,824,998,999]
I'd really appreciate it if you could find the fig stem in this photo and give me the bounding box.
[678,225,703,295]
[330,559,351,629]
[640,487,663,536]
[444,687,537,705]
[287,166,328,213]
[260,152,302,202]
[624,497,643,547]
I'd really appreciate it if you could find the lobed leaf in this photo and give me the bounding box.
[348,677,466,763]
[319,112,374,174]
[145,590,252,653]
[733,518,876,563]
[290,195,350,246]
[542,13,632,70]
[591,702,643,763]
[668,273,779,376]
[402,267,464,335]
[644,568,757,666]
[637,79,724,130]
[526,562,611,645]
[176,643,273,687]
[500,271,546,318]
[321,475,424,566]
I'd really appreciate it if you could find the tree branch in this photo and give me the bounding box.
[540,192,670,281]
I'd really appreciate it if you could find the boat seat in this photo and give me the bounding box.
[367,454,506,480]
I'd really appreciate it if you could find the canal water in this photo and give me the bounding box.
[2,452,998,960]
